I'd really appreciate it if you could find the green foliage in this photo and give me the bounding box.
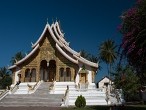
[0,67,12,89]
[75,95,86,108]
[114,65,141,101]
[99,39,117,64]
[89,55,98,63]
[119,0,146,80]
[80,50,98,63]
[98,39,117,79]
[80,50,90,60]
[10,51,25,65]
[1,75,12,89]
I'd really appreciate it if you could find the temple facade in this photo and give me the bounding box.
[9,21,98,85]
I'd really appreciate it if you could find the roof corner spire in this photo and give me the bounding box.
[52,18,54,24]
[56,17,58,22]
[47,18,49,24]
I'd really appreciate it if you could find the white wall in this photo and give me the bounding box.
[75,67,82,85]
[14,70,21,84]
[75,64,93,84]
[98,77,113,89]
[88,70,92,84]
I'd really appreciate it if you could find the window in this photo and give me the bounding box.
[25,69,30,77]
[66,68,71,81]
[66,68,71,77]
[31,68,36,77]
[60,68,64,77]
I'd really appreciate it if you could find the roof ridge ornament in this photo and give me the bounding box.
[31,42,33,46]
[15,59,18,63]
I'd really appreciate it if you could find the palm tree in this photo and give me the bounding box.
[99,39,117,87]
[10,51,25,65]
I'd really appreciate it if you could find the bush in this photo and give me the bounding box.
[75,95,86,108]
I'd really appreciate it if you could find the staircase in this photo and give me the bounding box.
[0,82,63,107]
[67,89,108,106]
[50,82,76,94]
[14,82,36,94]
[56,82,110,106]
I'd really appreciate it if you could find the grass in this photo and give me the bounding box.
[61,106,111,110]
[61,105,146,110]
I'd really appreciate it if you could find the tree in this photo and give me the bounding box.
[10,51,25,65]
[0,67,9,79]
[89,55,98,63]
[80,49,91,60]
[80,49,99,63]
[98,39,117,79]
[114,65,140,101]
[0,67,12,89]
[118,0,146,84]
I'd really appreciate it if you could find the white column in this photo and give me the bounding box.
[14,70,20,85]
[75,73,79,85]
[88,70,92,84]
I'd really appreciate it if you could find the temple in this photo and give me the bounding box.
[9,21,98,86]
[1,21,124,106]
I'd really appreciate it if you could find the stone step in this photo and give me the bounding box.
[69,101,107,105]
[0,82,63,107]
[69,96,105,100]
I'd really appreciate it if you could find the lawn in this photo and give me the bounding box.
[61,105,146,110]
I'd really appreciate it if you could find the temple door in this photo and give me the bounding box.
[49,71,54,81]
[48,60,56,82]
[80,73,86,83]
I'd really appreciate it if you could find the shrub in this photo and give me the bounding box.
[75,95,86,108]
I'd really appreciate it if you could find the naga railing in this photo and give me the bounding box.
[0,89,9,101]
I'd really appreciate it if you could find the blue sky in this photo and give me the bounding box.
[0,0,135,82]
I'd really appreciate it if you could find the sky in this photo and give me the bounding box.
[0,0,135,82]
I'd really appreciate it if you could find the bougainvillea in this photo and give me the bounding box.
[119,0,146,83]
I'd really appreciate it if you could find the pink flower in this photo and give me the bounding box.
[127,8,137,17]
[117,24,122,30]
[137,48,142,55]
[125,32,133,37]
[127,48,133,54]
[137,0,142,4]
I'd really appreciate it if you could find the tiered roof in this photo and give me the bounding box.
[9,21,98,70]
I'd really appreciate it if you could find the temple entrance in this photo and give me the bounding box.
[80,73,86,83]
[48,60,56,81]
[40,60,48,81]
[40,60,56,82]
